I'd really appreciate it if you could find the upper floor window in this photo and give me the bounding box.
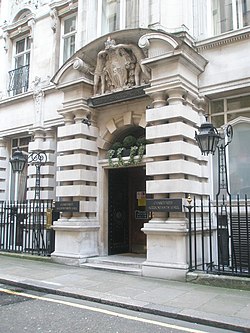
[149,0,160,26]
[212,0,250,35]
[8,36,31,96]
[102,0,120,33]
[239,0,250,26]
[100,0,139,35]
[15,37,31,68]
[125,0,139,28]
[61,15,76,63]
[3,8,34,96]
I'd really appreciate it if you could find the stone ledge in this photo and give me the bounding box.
[88,85,150,108]
[187,271,250,291]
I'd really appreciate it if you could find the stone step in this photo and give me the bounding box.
[82,262,142,275]
[80,255,145,275]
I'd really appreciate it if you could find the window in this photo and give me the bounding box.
[102,0,120,34]
[212,0,250,35]
[8,36,30,96]
[10,136,31,202]
[211,95,250,127]
[211,95,250,197]
[228,122,250,196]
[61,15,76,63]
[149,0,160,25]
[99,0,140,35]
[125,0,139,28]
[15,37,31,68]
[239,0,250,27]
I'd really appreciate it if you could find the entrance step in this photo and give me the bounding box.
[81,254,145,276]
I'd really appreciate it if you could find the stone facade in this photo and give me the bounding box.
[0,0,250,280]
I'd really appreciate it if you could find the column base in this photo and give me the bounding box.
[51,218,99,266]
[142,220,189,281]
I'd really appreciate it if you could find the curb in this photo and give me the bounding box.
[0,252,52,263]
[187,272,250,291]
[0,278,249,333]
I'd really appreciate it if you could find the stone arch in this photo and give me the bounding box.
[13,9,32,23]
[99,111,146,151]
[138,32,180,58]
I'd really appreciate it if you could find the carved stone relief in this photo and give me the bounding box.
[31,76,50,126]
[12,0,47,10]
[93,37,150,96]
[50,8,58,32]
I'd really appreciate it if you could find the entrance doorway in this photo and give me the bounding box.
[108,166,148,255]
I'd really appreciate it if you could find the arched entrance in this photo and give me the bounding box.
[108,166,147,255]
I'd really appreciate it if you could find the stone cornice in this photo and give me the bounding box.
[2,13,36,36]
[199,77,250,98]
[0,84,55,107]
[50,0,78,17]
[196,27,250,50]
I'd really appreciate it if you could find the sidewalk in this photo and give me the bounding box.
[0,254,249,332]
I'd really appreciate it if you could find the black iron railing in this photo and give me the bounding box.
[186,195,250,277]
[0,200,56,256]
[8,65,29,96]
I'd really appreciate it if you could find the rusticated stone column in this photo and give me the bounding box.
[27,128,56,201]
[139,31,208,280]
[0,138,7,201]
[52,90,99,265]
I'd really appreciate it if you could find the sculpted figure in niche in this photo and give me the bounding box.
[93,37,150,95]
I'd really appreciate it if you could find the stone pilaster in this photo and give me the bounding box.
[26,127,56,201]
[52,103,99,265]
[0,138,7,201]
[139,31,208,280]
[146,91,168,222]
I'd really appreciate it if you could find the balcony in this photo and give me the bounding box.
[8,65,29,96]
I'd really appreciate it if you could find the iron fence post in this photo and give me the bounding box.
[184,195,194,271]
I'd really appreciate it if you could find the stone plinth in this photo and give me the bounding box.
[142,220,189,281]
[51,219,100,266]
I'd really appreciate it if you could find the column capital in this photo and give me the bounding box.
[150,91,167,108]
[73,109,91,124]
[167,88,186,105]
[193,95,208,113]
[62,112,75,125]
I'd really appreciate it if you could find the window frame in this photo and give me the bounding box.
[14,36,31,69]
[97,0,143,36]
[60,13,77,65]
[10,136,31,202]
[210,94,250,198]
[210,0,250,36]
[8,35,31,96]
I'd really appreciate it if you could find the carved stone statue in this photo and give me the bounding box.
[32,76,44,126]
[93,37,150,95]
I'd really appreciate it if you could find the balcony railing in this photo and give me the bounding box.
[8,65,30,96]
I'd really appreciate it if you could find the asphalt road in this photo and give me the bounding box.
[0,284,235,333]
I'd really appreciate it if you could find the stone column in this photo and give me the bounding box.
[146,91,168,223]
[26,127,56,201]
[139,31,208,280]
[52,106,99,265]
[0,138,7,201]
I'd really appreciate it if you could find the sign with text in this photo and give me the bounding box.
[146,199,183,212]
[54,201,80,213]
[135,210,148,220]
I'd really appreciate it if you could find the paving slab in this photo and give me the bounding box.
[0,254,250,332]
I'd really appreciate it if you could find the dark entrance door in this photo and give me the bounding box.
[108,167,147,255]
[129,167,147,253]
